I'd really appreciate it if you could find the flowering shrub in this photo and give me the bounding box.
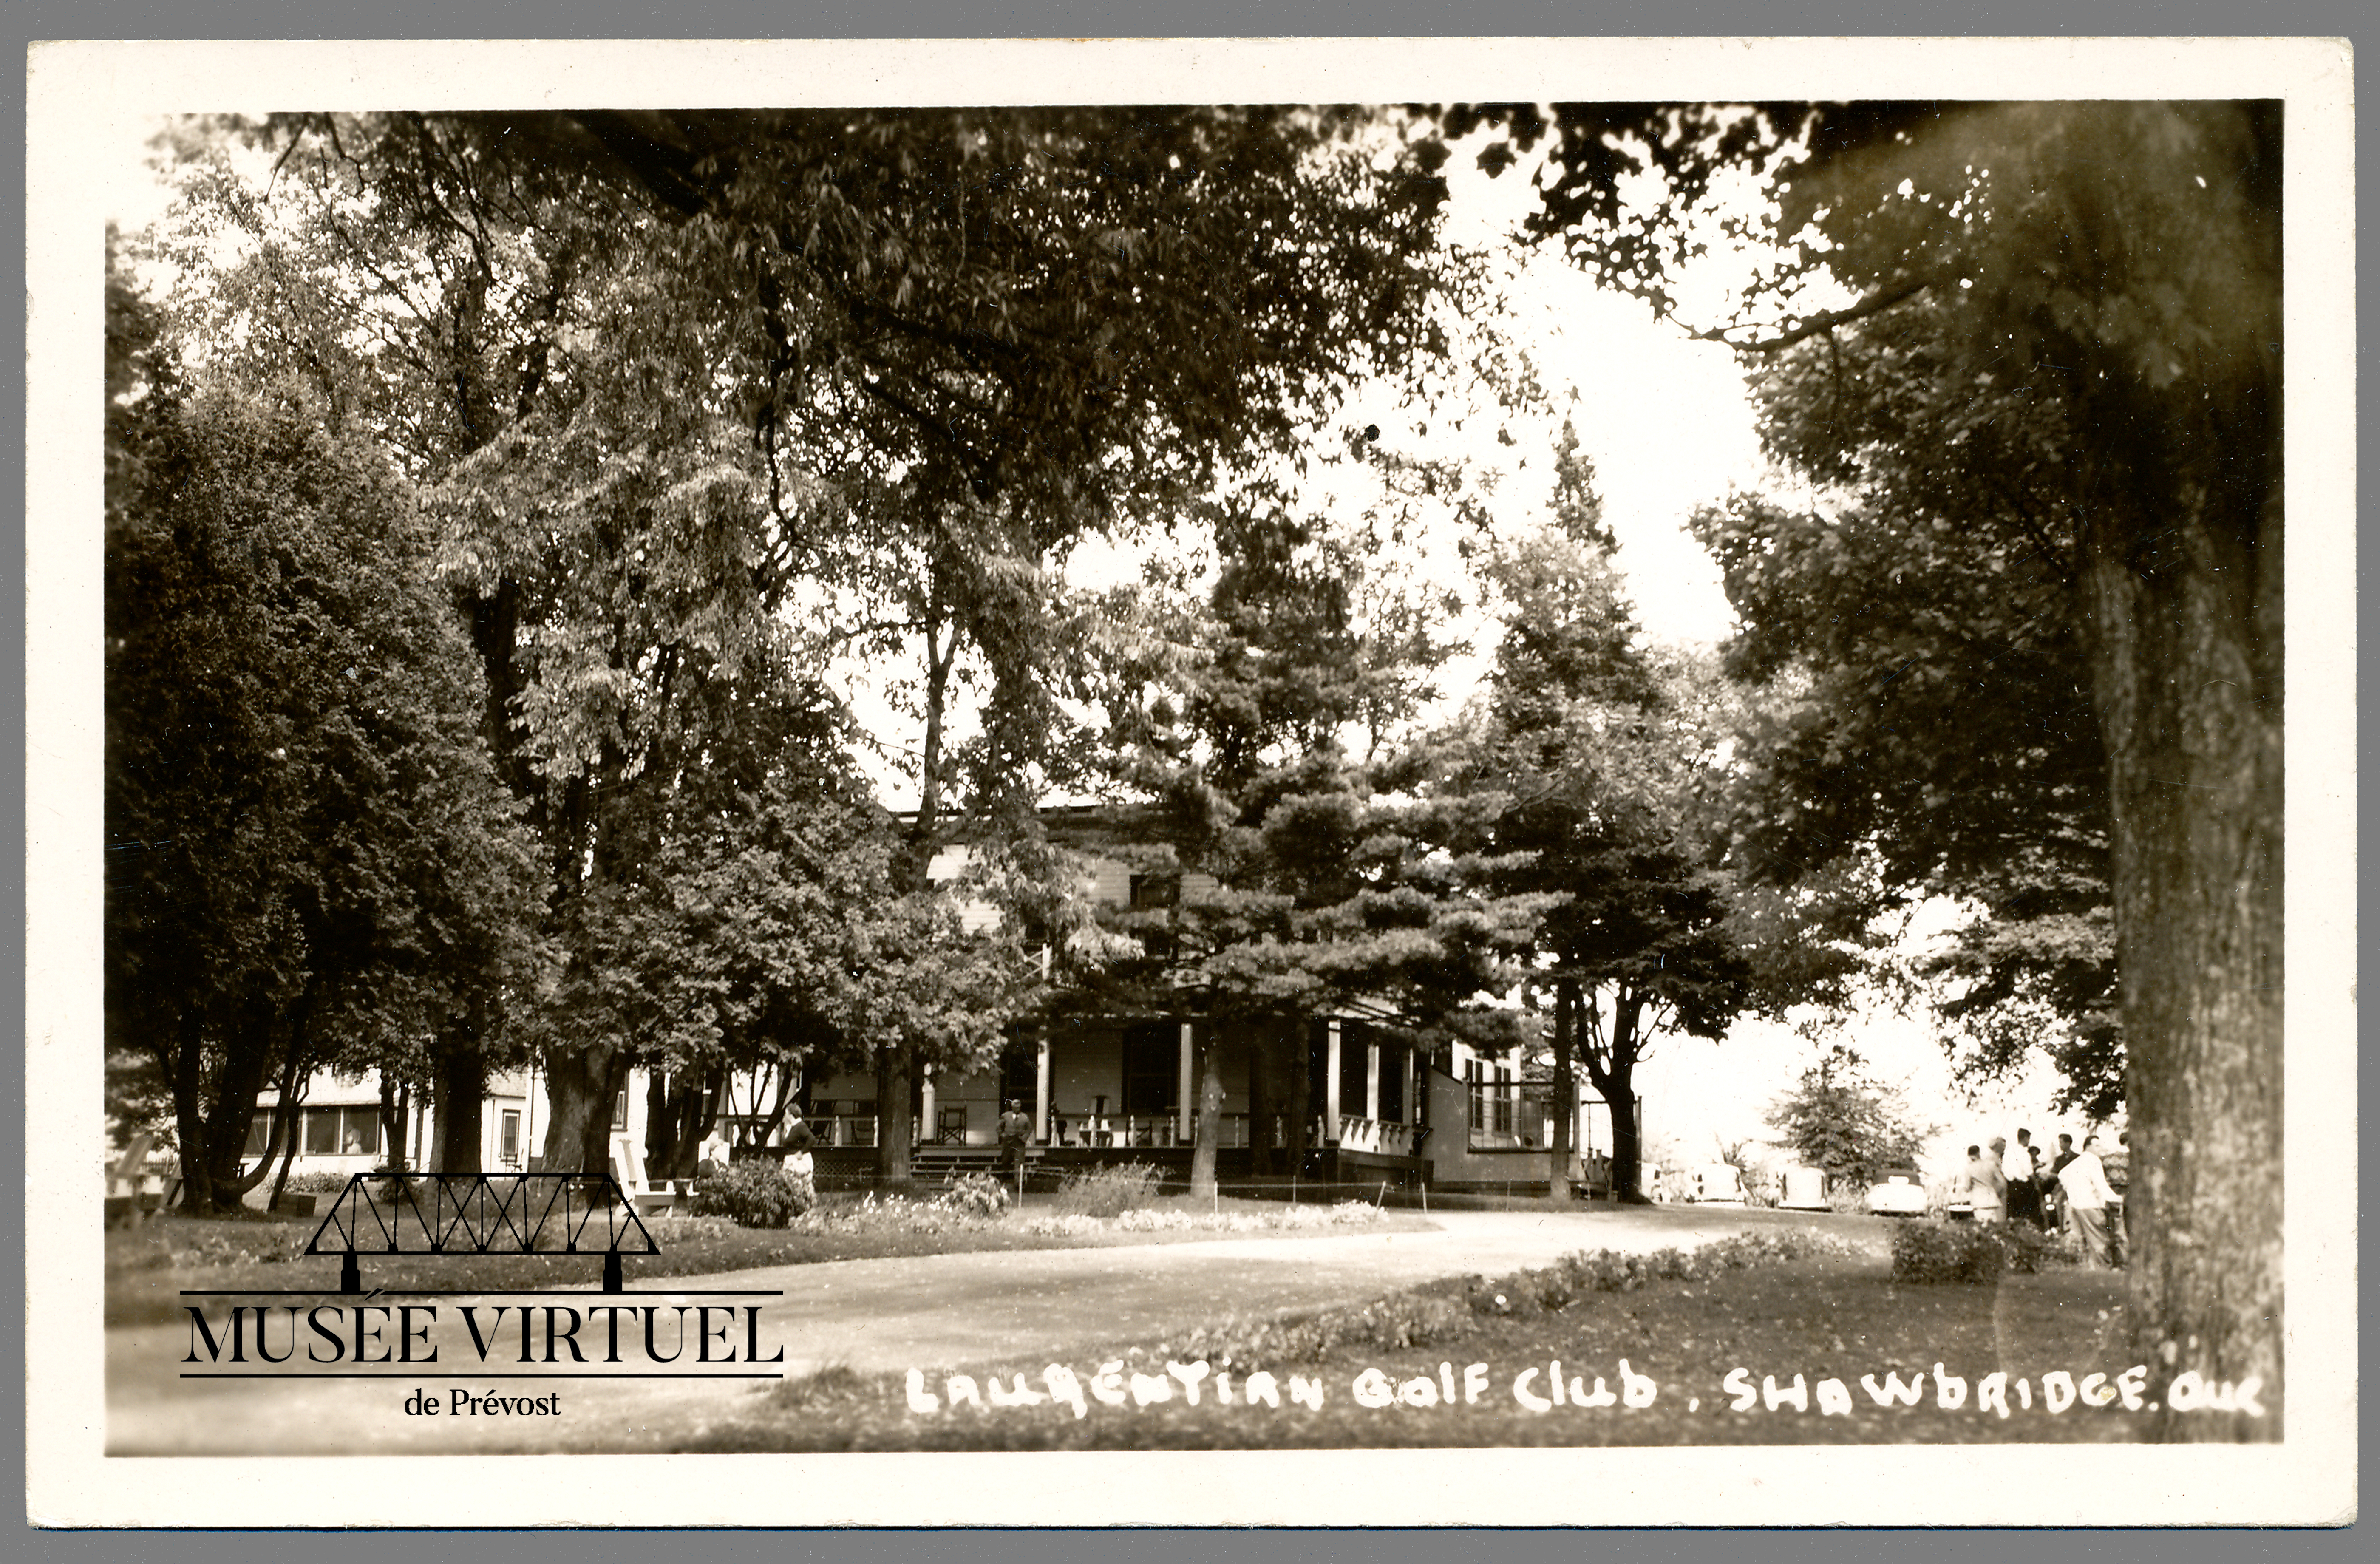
[1014,1200,1383,1239]
[1160,1291,1474,1371]
[642,1213,740,1242]
[938,1173,1013,1219]
[1051,1162,1164,1218]
[791,1190,1005,1236]
[690,1162,811,1228]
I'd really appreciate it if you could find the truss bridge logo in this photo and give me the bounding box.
[177,1172,785,1390]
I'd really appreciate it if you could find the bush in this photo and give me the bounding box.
[1890,1219,2009,1284]
[792,1191,1000,1235]
[1469,1229,1864,1316]
[281,1170,360,1195]
[690,1162,811,1229]
[1992,1219,2063,1275]
[1051,1161,1162,1218]
[937,1172,1013,1219]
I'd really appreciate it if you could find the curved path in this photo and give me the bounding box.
[107,1204,1869,1456]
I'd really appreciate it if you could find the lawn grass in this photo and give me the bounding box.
[105,1194,1430,1327]
[673,1243,2149,1450]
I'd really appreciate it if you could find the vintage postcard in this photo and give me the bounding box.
[26,36,2356,1527]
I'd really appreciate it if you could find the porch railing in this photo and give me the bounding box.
[1046,1113,1255,1150]
[1336,1116,1426,1158]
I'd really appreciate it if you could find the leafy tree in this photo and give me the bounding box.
[107,281,543,1210]
[160,108,1465,1180]
[1767,1044,1925,1190]
[1692,394,2119,1119]
[1444,101,2282,1438]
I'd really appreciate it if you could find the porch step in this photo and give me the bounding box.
[909,1146,1043,1184]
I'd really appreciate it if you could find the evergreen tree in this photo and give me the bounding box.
[1085,497,1541,1193]
[1464,434,1832,1201]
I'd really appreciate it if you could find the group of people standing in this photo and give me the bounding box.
[1954,1126,2128,1268]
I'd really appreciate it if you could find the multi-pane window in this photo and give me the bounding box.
[269,1106,381,1157]
[500,1110,522,1166]
[1465,1057,1519,1144]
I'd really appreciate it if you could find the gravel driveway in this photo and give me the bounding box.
[107,1204,1867,1457]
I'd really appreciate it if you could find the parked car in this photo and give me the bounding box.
[1683,1164,1745,1204]
[1864,1167,1930,1216]
[1777,1166,1830,1210]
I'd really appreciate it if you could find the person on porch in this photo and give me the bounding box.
[996,1100,1032,1171]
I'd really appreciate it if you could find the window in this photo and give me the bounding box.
[1466,1057,1521,1145]
[1127,873,1179,909]
[500,1110,521,1166]
[305,1108,342,1156]
[611,1091,629,1131]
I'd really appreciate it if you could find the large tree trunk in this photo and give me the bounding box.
[1546,980,1578,1201]
[645,1068,714,1184]
[1188,1028,1224,1199]
[163,1012,213,1214]
[1285,1021,1313,1177]
[263,1046,310,1212]
[538,1041,621,1176]
[1581,990,1646,1203]
[2080,479,2284,1443]
[876,1043,916,1185]
[433,1032,487,1176]
[378,1075,411,1173]
[206,1000,281,1210]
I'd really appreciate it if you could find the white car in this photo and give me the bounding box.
[1864,1169,1930,1216]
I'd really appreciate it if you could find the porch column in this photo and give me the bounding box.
[1364,1038,1381,1122]
[920,1071,936,1142]
[1035,1037,1052,1144]
[1177,1023,1195,1143]
[1324,1020,1342,1141]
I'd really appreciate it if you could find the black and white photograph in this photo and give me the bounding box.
[25,35,2356,1527]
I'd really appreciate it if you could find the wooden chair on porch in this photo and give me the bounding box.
[935,1105,969,1145]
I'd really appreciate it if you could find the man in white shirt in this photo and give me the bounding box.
[2057,1133,2121,1268]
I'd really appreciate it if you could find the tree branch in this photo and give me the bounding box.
[1696,275,1933,353]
